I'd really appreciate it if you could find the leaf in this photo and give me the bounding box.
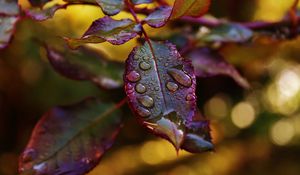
[143,6,172,28]
[28,0,52,7]
[124,40,212,152]
[131,0,152,5]
[19,97,124,175]
[96,0,124,16]
[24,4,67,21]
[170,0,211,19]
[46,45,124,89]
[187,47,250,89]
[0,0,19,50]
[65,16,142,49]
[201,24,253,43]
[0,0,19,16]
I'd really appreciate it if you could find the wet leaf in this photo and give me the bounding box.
[170,0,211,19]
[65,16,142,49]
[201,24,253,43]
[0,0,19,50]
[19,97,124,175]
[24,4,67,21]
[131,0,152,5]
[46,45,124,89]
[28,0,52,7]
[125,41,212,151]
[188,47,250,89]
[143,6,172,28]
[96,0,124,16]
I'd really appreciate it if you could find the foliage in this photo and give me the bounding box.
[1,0,300,174]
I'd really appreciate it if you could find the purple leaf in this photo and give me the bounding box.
[28,0,52,7]
[19,97,124,175]
[187,48,250,89]
[143,6,172,28]
[124,41,212,152]
[24,4,67,21]
[96,0,124,16]
[65,16,142,49]
[46,45,124,89]
[0,0,20,50]
[131,0,152,5]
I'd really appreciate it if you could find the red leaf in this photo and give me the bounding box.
[170,0,211,19]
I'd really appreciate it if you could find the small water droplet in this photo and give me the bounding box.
[154,87,159,91]
[21,148,37,163]
[167,68,192,87]
[166,82,179,92]
[81,157,92,164]
[164,63,169,67]
[186,94,195,101]
[139,61,151,70]
[33,162,47,173]
[135,83,146,94]
[137,107,151,117]
[126,71,140,82]
[138,95,154,108]
[143,56,150,60]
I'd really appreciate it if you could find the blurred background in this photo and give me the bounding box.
[1,0,300,174]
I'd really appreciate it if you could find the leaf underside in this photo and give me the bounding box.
[46,45,124,89]
[124,40,213,152]
[19,97,123,175]
[170,0,211,19]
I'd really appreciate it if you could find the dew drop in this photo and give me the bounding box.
[167,68,192,87]
[138,95,154,108]
[137,107,151,117]
[139,61,151,70]
[21,148,37,163]
[166,82,179,92]
[126,71,140,82]
[135,83,146,94]
[164,63,169,67]
[186,94,195,101]
[154,87,159,91]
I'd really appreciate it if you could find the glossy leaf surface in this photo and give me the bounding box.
[46,45,124,89]
[124,40,211,151]
[96,0,124,16]
[66,16,141,49]
[0,0,19,50]
[19,97,123,175]
[24,4,67,21]
[143,6,172,28]
[188,48,250,89]
[170,0,211,19]
[201,24,253,43]
[131,0,152,5]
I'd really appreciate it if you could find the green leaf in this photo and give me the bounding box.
[201,24,253,43]
[170,0,211,19]
[65,16,141,49]
[19,97,124,175]
[125,41,202,151]
[46,45,124,90]
[96,0,124,16]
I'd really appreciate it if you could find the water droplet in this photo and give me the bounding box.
[164,63,169,67]
[137,107,151,117]
[126,71,140,82]
[166,82,179,92]
[154,87,159,91]
[139,61,151,70]
[135,83,146,94]
[33,162,47,173]
[81,157,92,164]
[186,94,195,101]
[167,68,192,87]
[138,95,154,108]
[21,148,37,163]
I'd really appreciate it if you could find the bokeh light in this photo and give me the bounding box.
[231,102,256,129]
[270,119,295,146]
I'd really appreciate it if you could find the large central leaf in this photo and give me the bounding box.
[124,41,199,150]
[19,98,123,175]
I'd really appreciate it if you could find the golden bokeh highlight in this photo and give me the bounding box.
[231,102,256,129]
[204,94,230,120]
[270,119,295,146]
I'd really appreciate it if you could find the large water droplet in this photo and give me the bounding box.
[135,83,146,94]
[137,107,151,117]
[21,148,37,163]
[126,71,140,82]
[139,61,151,70]
[138,95,154,108]
[166,82,179,92]
[167,68,192,87]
